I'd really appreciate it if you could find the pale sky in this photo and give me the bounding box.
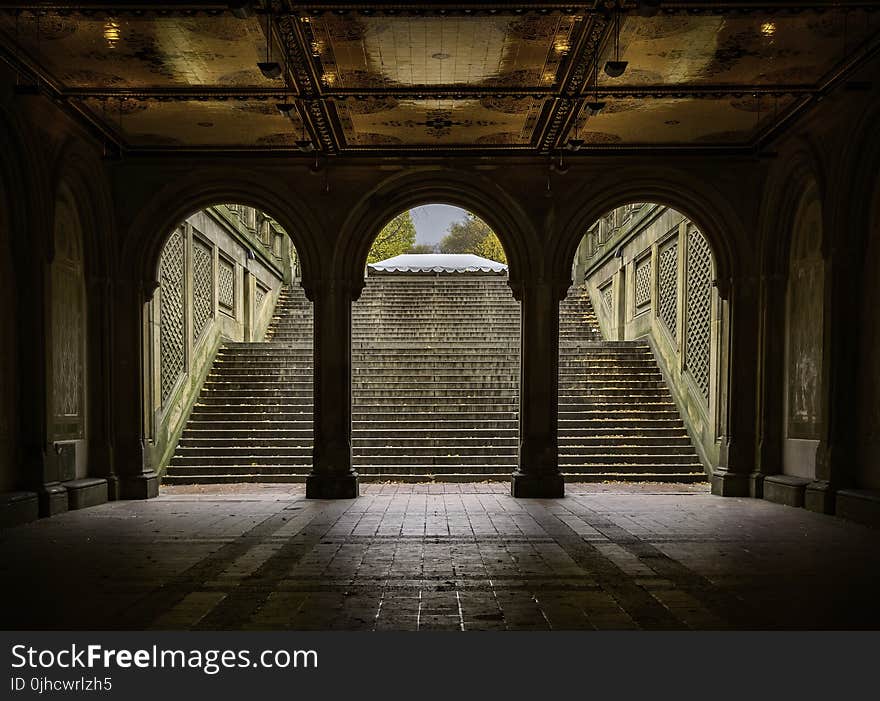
[410,204,469,246]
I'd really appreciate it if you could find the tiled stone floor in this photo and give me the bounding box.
[2,482,879,630]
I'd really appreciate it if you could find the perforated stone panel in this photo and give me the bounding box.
[634,256,651,312]
[159,228,185,404]
[192,236,213,344]
[52,264,83,418]
[255,283,267,309]
[601,282,613,310]
[218,256,235,314]
[658,238,678,340]
[685,228,712,402]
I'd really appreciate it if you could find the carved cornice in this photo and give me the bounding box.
[275,10,338,153]
[537,12,608,153]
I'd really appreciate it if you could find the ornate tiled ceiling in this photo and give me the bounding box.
[0,2,877,154]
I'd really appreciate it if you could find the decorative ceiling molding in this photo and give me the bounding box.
[0,1,877,156]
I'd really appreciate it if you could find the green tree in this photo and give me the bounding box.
[473,231,507,264]
[438,213,507,264]
[407,243,437,254]
[367,211,417,264]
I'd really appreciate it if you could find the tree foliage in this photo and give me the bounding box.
[407,243,438,254]
[438,213,507,264]
[473,232,507,264]
[367,211,417,264]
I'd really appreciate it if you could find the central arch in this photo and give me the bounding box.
[335,169,537,297]
[349,201,521,482]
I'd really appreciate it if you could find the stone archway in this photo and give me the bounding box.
[48,183,88,482]
[557,201,724,484]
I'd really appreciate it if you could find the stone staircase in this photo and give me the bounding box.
[162,276,705,484]
[351,274,519,480]
[163,285,313,484]
[558,286,705,482]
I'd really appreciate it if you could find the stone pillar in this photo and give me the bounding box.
[22,255,63,515]
[712,275,759,497]
[750,273,786,497]
[86,275,118,499]
[113,277,159,499]
[305,279,359,499]
[511,280,565,498]
[811,250,860,513]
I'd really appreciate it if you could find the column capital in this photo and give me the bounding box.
[507,277,572,302]
[301,276,364,303]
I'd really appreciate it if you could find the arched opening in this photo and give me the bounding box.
[143,203,312,486]
[351,203,519,481]
[49,184,89,483]
[563,202,723,482]
[781,184,825,480]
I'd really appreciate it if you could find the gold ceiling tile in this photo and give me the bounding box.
[603,10,875,87]
[0,12,281,88]
[335,97,543,146]
[571,94,798,145]
[306,13,578,88]
[80,98,302,147]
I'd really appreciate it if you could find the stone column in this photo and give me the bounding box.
[86,275,118,499]
[21,255,62,515]
[511,280,565,498]
[750,273,786,497]
[711,275,759,497]
[305,279,359,499]
[811,250,860,513]
[113,277,159,499]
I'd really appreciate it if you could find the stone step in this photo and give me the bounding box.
[179,437,314,448]
[352,455,517,466]
[353,418,517,429]
[352,427,518,439]
[352,443,518,456]
[183,428,313,438]
[558,453,700,465]
[169,454,312,466]
[191,403,313,413]
[558,435,692,447]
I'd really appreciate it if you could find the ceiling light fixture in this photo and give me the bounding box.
[604,10,628,78]
[257,4,282,79]
[229,2,251,20]
[295,120,314,152]
[637,0,662,18]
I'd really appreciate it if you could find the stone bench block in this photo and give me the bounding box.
[835,489,880,527]
[62,478,108,510]
[763,475,812,508]
[0,491,39,528]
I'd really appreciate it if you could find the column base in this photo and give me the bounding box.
[748,471,768,498]
[306,472,359,499]
[711,469,750,497]
[119,472,159,500]
[38,483,68,517]
[511,471,564,498]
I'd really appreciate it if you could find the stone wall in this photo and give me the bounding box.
[782,185,824,480]
[144,206,291,476]
[575,204,721,473]
[856,185,880,489]
[49,185,88,480]
[0,186,15,493]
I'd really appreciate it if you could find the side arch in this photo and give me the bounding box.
[122,169,324,294]
[551,170,744,295]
